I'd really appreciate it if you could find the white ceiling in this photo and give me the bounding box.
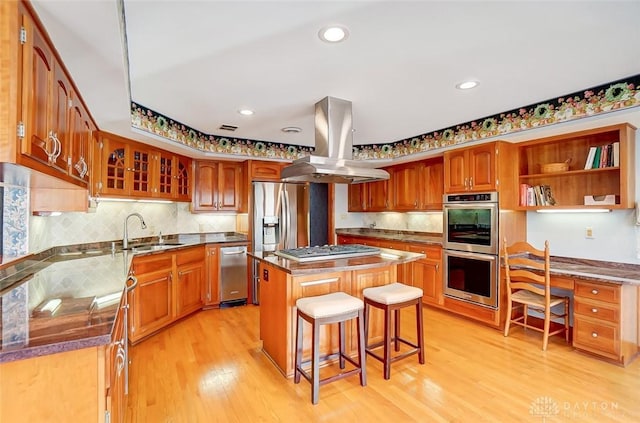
[31,1,640,158]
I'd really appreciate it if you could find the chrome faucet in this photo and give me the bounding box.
[123,213,147,249]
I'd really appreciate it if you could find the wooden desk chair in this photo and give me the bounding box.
[503,239,570,351]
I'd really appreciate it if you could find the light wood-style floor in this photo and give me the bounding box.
[126,305,640,422]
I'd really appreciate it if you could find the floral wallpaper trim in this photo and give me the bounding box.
[131,74,640,161]
[131,104,313,160]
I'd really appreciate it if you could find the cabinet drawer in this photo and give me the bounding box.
[176,246,205,266]
[573,318,619,357]
[574,281,619,304]
[132,253,172,274]
[574,299,619,324]
[408,245,442,260]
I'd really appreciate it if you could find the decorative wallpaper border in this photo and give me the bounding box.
[131,73,640,161]
[131,104,313,160]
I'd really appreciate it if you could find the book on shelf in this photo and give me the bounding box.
[584,146,597,169]
[520,183,556,206]
[585,142,619,169]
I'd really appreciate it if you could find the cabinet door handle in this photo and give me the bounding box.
[591,289,599,295]
[591,332,598,338]
[591,308,598,313]
[469,177,473,189]
[464,178,468,190]
[126,275,138,292]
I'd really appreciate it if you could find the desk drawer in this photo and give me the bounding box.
[573,318,619,357]
[574,281,619,304]
[574,299,619,324]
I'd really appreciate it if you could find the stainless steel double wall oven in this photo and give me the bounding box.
[443,192,499,308]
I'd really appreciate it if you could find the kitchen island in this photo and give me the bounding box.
[249,247,424,377]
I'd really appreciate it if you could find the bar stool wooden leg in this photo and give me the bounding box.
[383,304,392,380]
[416,300,425,364]
[294,312,303,384]
[357,309,367,386]
[339,321,346,369]
[311,317,320,405]
[394,308,401,352]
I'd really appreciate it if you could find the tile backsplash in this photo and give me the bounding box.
[29,201,239,252]
[362,212,443,233]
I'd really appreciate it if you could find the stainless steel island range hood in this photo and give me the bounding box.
[280,97,390,184]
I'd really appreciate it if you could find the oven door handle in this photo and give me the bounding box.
[445,249,497,261]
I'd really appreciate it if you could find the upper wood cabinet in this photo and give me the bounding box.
[444,141,518,208]
[193,160,245,212]
[249,160,284,181]
[347,170,393,212]
[391,157,444,211]
[11,3,94,190]
[444,143,497,193]
[515,123,636,210]
[96,131,192,201]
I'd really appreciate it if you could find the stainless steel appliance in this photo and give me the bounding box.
[443,192,499,308]
[251,182,328,303]
[220,245,248,306]
[275,244,380,262]
[280,97,390,184]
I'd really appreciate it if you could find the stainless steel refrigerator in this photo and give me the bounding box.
[251,182,328,304]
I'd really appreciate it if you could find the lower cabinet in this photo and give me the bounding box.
[128,246,205,344]
[572,280,638,366]
[203,245,220,307]
[259,262,395,378]
[106,294,127,423]
[175,248,205,318]
[407,245,443,306]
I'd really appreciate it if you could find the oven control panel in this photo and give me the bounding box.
[444,192,498,203]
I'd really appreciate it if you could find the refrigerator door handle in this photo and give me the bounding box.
[283,189,291,249]
[278,189,286,250]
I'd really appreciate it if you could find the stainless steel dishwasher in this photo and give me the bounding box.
[219,245,248,306]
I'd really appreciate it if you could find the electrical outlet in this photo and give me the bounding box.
[585,226,594,239]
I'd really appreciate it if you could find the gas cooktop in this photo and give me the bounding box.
[275,244,380,262]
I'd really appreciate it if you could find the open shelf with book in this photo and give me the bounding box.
[515,123,635,210]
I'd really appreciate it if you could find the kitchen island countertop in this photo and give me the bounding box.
[248,247,425,276]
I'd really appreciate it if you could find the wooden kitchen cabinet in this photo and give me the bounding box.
[392,157,444,211]
[347,183,367,211]
[106,295,127,423]
[346,171,392,212]
[154,150,192,201]
[128,254,173,343]
[175,248,205,318]
[259,262,395,377]
[249,160,283,181]
[407,244,443,306]
[204,245,220,307]
[572,280,638,366]
[96,131,192,201]
[515,123,636,210]
[7,2,94,192]
[193,160,245,212]
[128,246,206,344]
[444,143,497,193]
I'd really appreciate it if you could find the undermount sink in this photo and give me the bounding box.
[126,243,184,252]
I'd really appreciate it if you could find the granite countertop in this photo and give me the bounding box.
[337,228,639,285]
[336,228,443,245]
[248,247,425,276]
[0,232,248,363]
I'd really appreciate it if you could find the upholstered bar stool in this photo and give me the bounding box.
[363,283,425,380]
[294,292,367,405]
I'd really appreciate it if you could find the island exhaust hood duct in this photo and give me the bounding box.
[280,97,390,184]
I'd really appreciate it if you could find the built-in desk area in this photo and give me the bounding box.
[505,257,640,366]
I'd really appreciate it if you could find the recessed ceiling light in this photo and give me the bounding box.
[282,126,302,133]
[456,80,479,90]
[318,25,349,43]
[238,109,254,116]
